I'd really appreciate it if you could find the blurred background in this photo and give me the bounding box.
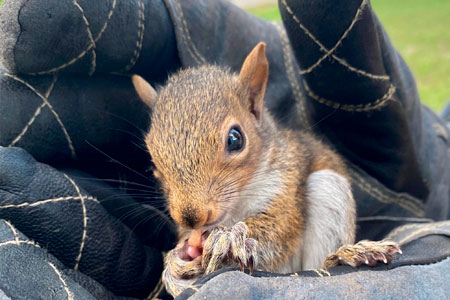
[233,0,450,112]
[0,0,447,112]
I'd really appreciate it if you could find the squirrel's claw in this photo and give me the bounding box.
[244,237,258,274]
[203,228,232,274]
[202,222,258,274]
[322,240,401,269]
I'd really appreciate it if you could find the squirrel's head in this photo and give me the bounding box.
[132,43,270,230]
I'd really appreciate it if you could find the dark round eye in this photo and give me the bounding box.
[227,128,244,152]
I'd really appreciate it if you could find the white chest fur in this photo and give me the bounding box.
[279,169,356,273]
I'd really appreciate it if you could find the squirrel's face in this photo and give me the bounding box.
[148,110,264,230]
[132,43,269,230]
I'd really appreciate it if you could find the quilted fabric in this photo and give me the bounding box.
[0,219,136,300]
[0,0,180,82]
[0,146,165,298]
[180,256,450,300]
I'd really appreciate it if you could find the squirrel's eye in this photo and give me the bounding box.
[227,128,244,152]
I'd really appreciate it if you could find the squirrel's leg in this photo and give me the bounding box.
[202,191,305,274]
[300,169,356,270]
[162,237,204,297]
[322,240,402,269]
[301,170,401,270]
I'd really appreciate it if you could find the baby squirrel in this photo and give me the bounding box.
[132,43,401,297]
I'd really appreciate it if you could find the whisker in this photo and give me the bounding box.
[131,140,149,153]
[127,208,174,236]
[85,140,153,182]
[77,186,160,195]
[100,199,167,209]
[67,176,160,190]
[116,203,169,224]
[308,107,338,130]
[109,128,146,143]
[116,206,146,222]
[98,109,148,136]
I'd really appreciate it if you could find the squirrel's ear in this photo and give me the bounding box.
[238,42,269,123]
[132,75,157,108]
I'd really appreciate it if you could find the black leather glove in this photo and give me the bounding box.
[0,146,166,298]
[278,0,450,237]
[0,218,137,300]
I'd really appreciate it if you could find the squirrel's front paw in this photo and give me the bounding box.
[202,222,258,274]
[162,241,204,297]
[323,240,402,269]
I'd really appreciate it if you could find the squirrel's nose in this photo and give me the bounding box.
[181,209,208,229]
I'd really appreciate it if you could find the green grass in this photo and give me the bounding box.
[248,0,450,112]
[247,4,280,20]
